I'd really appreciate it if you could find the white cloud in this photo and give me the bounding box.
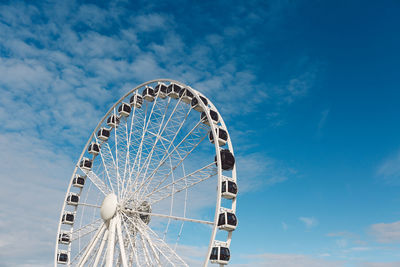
[299,216,319,229]
[377,151,400,185]
[316,108,330,138]
[0,133,71,266]
[234,253,344,267]
[360,263,400,267]
[235,152,293,193]
[369,221,400,243]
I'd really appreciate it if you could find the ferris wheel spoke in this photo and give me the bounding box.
[138,227,156,266]
[120,107,141,201]
[125,99,156,197]
[106,216,117,267]
[134,100,193,199]
[102,142,121,196]
[96,139,116,195]
[131,97,174,199]
[121,217,140,265]
[131,120,209,200]
[124,209,213,225]
[80,169,111,196]
[78,202,101,209]
[93,228,109,267]
[115,214,129,267]
[124,101,148,200]
[77,223,106,267]
[71,218,103,241]
[113,110,126,199]
[135,217,189,267]
[144,162,217,204]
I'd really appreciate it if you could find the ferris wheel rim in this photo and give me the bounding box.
[54,79,237,267]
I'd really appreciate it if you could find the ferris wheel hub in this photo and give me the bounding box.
[100,193,118,221]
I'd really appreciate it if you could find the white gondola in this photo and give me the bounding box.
[130,93,143,108]
[142,86,155,102]
[215,149,235,171]
[88,142,100,155]
[58,232,71,245]
[209,127,228,146]
[191,95,208,112]
[118,102,131,116]
[167,83,182,99]
[210,245,230,265]
[61,212,74,225]
[72,175,85,188]
[201,109,219,125]
[179,88,194,104]
[221,178,237,199]
[97,127,111,141]
[154,82,168,99]
[217,209,238,231]
[79,157,92,171]
[66,193,79,206]
[57,250,69,264]
[107,114,119,128]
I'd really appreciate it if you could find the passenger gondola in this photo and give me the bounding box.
[97,127,110,141]
[179,88,194,104]
[88,142,100,155]
[210,245,230,265]
[142,86,155,102]
[66,193,79,206]
[130,94,143,108]
[118,102,131,116]
[215,149,235,171]
[57,251,68,264]
[72,175,85,188]
[201,109,219,125]
[107,114,120,128]
[166,83,182,99]
[79,157,92,171]
[58,232,71,245]
[209,127,228,146]
[217,210,238,231]
[154,82,168,99]
[191,95,208,112]
[61,212,74,225]
[221,179,237,199]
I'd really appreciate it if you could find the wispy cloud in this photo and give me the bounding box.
[369,221,400,243]
[316,108,330,138]
[234,253,344,267]
[299,216,319,229]
[376,151,400,185]
[236,152,295,193]
[360,263,400,267]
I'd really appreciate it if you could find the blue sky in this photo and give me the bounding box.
[0,0,400,266]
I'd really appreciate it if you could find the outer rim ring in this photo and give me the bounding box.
[54,79,237,266]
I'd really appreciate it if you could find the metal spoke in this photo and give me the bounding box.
[124,209,213,225]
[106,216,117,267]
[79,168,111,196]
[71,219,103,241]
[78,202,101,209]
[130,120,209,201]
[145,162,217,204]
[77,223,106,267]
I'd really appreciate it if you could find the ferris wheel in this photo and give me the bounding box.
[54,79,238,266]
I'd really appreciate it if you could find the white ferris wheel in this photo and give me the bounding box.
[55,79,238,266]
